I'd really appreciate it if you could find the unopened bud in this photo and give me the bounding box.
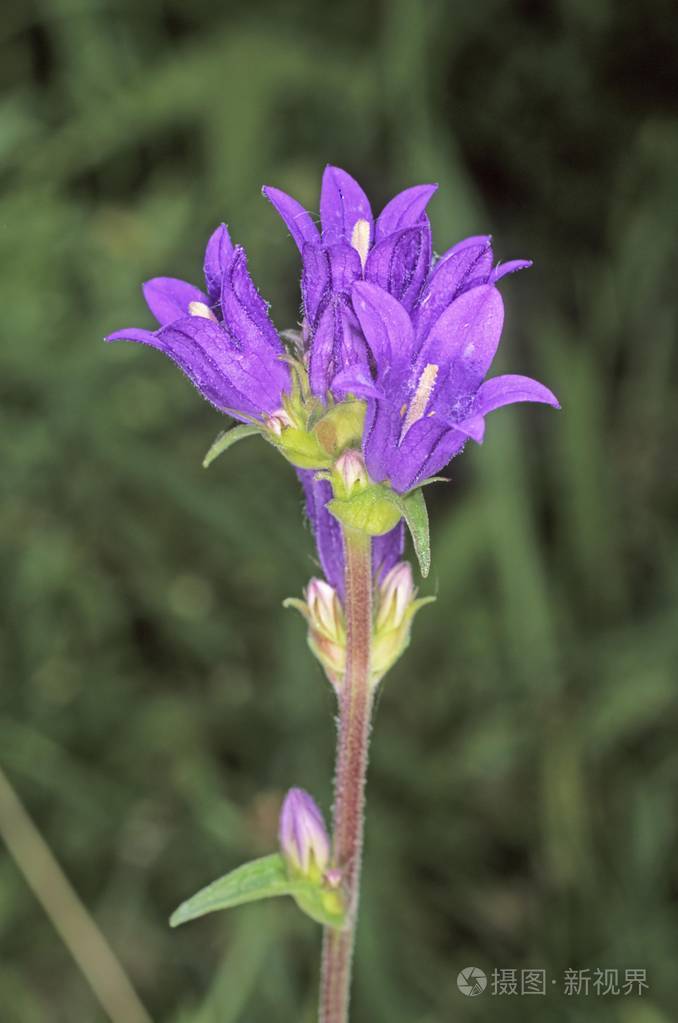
[371,561,434,682]
[375,562,415,631]
[333,449,369,500]
[284,579,346,685]
[265,407,294,436]
[279,788,330,878]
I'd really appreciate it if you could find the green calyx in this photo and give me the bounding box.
[328,482,434,577]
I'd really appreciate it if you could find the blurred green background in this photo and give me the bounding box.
[2,0,677,1020]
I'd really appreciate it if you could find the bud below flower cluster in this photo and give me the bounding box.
[333,449,369,500]
[279,787,330,879]
[371,562,434,682]
[284,579,346,686]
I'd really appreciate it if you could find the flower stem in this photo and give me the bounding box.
[319,527,373,1023]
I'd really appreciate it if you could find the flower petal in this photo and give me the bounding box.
[417,284,505,397]
[320,166,373,246]
[221,246,282,355]
[351,281,414,388]
[375,184,438,242]
[365,225,431,312]
[473,374,560,416]
[298,472,345,598]
[105,327,158,344]
[262,186,320,253]
[331,364,384,401]
[203,224,234,301]
[489,259,532,284]
[302,242,361,327]
[414,237,493,344]
[142,277,209,327]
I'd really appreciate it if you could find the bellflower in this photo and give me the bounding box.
[105,224,290,423]
[264,166,437,397]
[336,278,559,493]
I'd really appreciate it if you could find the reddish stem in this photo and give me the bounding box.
[318,527,373,1023]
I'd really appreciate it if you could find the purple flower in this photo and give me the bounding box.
[339,278,559,493]
[279,787,330,877]
[105,224,290,422]
[263,166,437,397]
[298,470,404,600]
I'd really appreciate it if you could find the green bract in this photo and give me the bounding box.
[170,853,346,930]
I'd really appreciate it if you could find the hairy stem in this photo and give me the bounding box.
[319,527,373,1023]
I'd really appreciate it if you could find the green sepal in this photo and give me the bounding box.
[203,425,261,468]
[169,853,346,930]
[271,427,332,469]
[390,487,432,578]
[328,486,403,536]
[312,401,366,458]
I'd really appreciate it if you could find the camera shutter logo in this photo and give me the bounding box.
[457,967,487,996]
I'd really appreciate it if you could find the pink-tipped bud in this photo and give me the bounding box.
[306,578,342,637]
[279,787,330,877]
[372,561,432,682]
[375,562,415,631]
[265,408,294,436]
[333,449,368,499]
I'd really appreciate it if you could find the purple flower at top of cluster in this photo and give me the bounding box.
[105,225,290,422]
[299,471,404,601]
[338,274,559,493]
[264,166,438,397]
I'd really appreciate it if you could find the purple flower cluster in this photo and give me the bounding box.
[107,166,558,596]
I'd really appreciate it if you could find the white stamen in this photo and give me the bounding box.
[402,364,439,434]
[351,218,371,270]
[188,301,217,320]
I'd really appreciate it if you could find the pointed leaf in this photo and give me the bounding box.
[393,487,431,577]
[170,853,346,929]
[203,425,260,468]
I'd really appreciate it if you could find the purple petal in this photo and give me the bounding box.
[489,259,532,284]
[221,247,282,355]
[362,399,403,484]
[105,327,158,344]
[331,363,384,401]
[375,184,438,242]
[262,186,320,253]
[112,316,259,418]
[351,281,414,388]
[320,166,373,246]
[142,277,209,327]
[299,472,345,597]
[203,224,234,302]
[417,284,505,397]
[414,237,493,344]
[373,522,405,580]
[365,226,431,312]
[473,374,560,416]
[302,242,361,327]
[404,424,468,490]
[308,295,367,398]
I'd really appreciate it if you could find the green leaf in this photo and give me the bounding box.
[170,853,346,929]
[202,425,260,468]
[393,488,432,578]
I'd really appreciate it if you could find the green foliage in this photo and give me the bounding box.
[170,853,345,929]
[1,1,677,1022]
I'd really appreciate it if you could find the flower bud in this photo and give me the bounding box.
[333,449,369,500]
[375,562,415,632]
[279,787,330,878]
[371,561,434,682]
[284,579,346,686]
